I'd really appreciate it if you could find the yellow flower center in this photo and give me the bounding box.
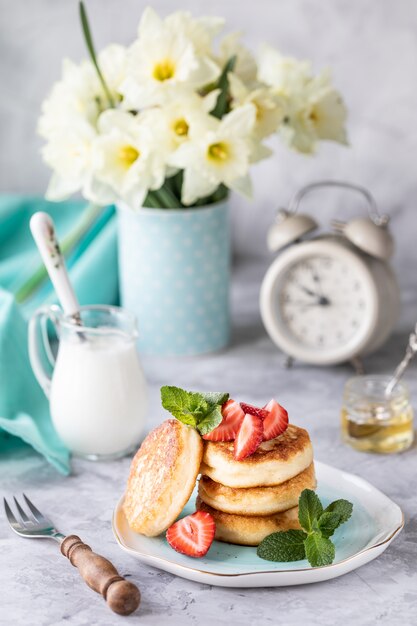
[254,102,264,121]
[118,145,140,167]
[309,108,319,123]
[207,142,229,162]
[153,59,175,82]
[173,118,189,137]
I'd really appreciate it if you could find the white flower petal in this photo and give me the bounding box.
[45,173,82,201]
[202,89,221,113]
[229,174,252,198]
[257,44,311,93]
[138,6,163,38]
[220,104,256,137]
[181,168,218,205]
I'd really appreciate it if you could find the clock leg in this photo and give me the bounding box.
[283,355,294,369]
[350,356,365,375]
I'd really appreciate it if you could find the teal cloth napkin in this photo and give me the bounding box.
[0,196,118,474]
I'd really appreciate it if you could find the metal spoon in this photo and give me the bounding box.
[385,322,417,396]
[30,212,84,330]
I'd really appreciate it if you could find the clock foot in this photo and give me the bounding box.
[350,356,365,375]
[283,355,294,369]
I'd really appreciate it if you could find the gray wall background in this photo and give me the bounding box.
[1,0,416,277]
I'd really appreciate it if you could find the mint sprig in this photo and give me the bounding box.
[257,489,353,568]
[257,529,307,562]
[160,386,229,435]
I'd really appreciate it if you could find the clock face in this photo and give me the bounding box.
[278,254,372,350]
[260,240,379,364]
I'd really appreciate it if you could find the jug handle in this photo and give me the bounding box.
[28,305,61,398]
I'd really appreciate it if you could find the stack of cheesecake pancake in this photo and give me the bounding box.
[197,424,315,545]
[123,397,316,549]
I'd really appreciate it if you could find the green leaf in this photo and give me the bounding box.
[211,56,237,119]
[257,530,308,562]
[317,511,342,538]
[298,489,324,533]
[160,386,208,427]
[199,392,229,407]
[304,532,335,567]
[79,1,115,108]
[323,499,353,527]
[160,386,231,436]
[197,405,224,436]
[152,182,182,208]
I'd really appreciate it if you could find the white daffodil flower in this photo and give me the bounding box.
[38,59,100,139]
[257,44,311,96]
[39,46,127,140]
[168,104,256,205]
[229,73,285,140]
[217,32,258,86]
[258,45,347,153]
[42,118,96,200]
[120,7,220,109]
[89,110,166,207]
[304,70,348,144]
[279,70,348,154]
[97,44,128,102]
[165,11,224,56]
[140,89,220,160]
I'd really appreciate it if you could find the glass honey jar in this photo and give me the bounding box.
[341,375,414,453]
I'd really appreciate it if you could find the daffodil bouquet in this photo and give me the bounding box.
[39,3,348,209]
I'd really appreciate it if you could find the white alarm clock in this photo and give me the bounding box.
[260,181,400,366]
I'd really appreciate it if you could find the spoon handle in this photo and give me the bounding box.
[385,322,417,395]
[30,212,80,317]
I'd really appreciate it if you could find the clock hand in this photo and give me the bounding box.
[286,298,331,307]
[295,282,321,298]
[305,263,325,297]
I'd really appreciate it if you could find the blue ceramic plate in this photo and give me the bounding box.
[112,461,403,587]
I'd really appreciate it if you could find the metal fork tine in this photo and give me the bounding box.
[22,493,46,523]
[3,498,20,528]
[13,496,32,525]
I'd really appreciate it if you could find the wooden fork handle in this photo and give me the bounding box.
[61,535,140,616]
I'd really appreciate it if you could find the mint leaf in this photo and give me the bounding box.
[317,511,342,538]
[200,392,229,407]
[160,386,229,435]
[298,489,323,533]
[323,499,353,526]
[257,530,307,562]
[197,405,224,436]
[304,532,335,567]
[160,386,208,427]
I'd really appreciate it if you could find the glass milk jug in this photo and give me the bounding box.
[29,305,148,460]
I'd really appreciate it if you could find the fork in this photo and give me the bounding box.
[4,494,140,616]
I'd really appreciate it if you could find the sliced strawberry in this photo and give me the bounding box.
[262,399,289,441]
[233,412,263,460]
[166,511,215,558]
[240,402,270,421]
[203,399,245,441]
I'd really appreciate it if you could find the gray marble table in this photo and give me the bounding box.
[1,259,416,626]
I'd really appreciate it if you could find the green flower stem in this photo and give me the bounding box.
[15,202,103,304]
[79,1,115,108]
[154,185,182,209]
[145,182,182,209]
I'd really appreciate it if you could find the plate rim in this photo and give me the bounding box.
[112,460,404,578]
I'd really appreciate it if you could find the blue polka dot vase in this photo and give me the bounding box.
[117,201,231,355]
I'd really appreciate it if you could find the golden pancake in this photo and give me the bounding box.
[201,424,313,488]
[124,419,203,536]
[196,497,301,546]
[198,462,316,516]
